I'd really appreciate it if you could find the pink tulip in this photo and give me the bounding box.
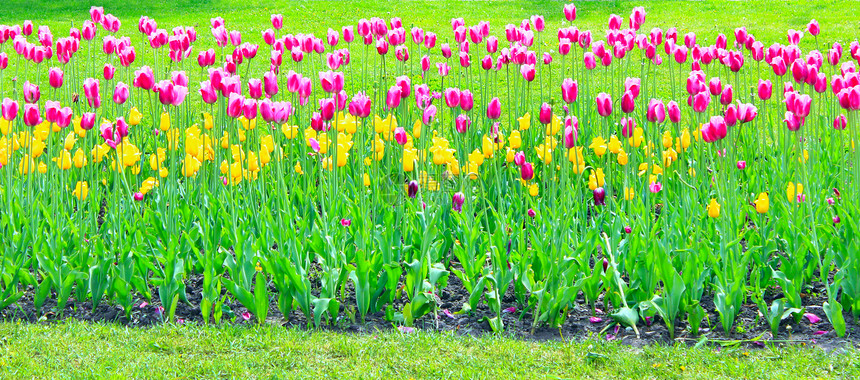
[199,81,218,104]
[385,85,401,110]
[345,92,370,119]
[538,103,553,125]
[486,97,501,120]
[561,78,578,103]
[666,101,681,123]
[23,103,41,126]
[564,116,579,148]
[48,67,64,89]
[834,114,847,130]
[621,117,636,137]
[564,3,577,21]
[583,52,597,69]
[596,93,612,116]
[621,91,636,113]
[793,94,812,117]
[720,85,733,105]
[393,127,408,145]
[1,98,18,121]
[724,104,738,126]
[441,43,452,58]
[646,99,666,123]
[758,79,773,100]
[455,114,471,133]
[784,111,804,131]
[23,81,40,103]
[113,82,129,104]
[422,104,437,125]
[649,182,662,193]
[444,88,461,108]
[460,90,475,112]
[133,66,155,90]
[521,162,534,181]
[247,78,263,99]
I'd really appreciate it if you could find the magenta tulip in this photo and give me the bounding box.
[486,97,501,120]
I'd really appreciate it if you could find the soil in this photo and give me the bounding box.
[2,270,857,352]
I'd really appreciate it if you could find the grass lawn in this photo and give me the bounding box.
[0,321,855,379]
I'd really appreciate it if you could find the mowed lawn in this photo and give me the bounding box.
[0,321,856,378]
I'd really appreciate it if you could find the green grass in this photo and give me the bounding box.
[0,321,855,379]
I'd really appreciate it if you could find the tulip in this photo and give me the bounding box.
[737,161,747,170]
[487,97,501,120]
[422,104,437,125]
[621,91,636,113]
[318,98,334,121]
[385,85,401,110]
[1,98,18,121]
[113,82,129,104]
[407,180,419,198]
[227,93,244,118]
[707,199,721,218]
[646,99,666,123]
[667,101,681,123]
[521,162,534,181]
[758,79,773,100]
[649,181,663,193]
[394,127,408,145]
[834,114,847,130]
[593,187,606,206]
[23,103,41,126]
[48,67,64,89]
[539,103,552,124]
[103,63,115,80]
[348,92,371,118]
[452,192,465,212]
[564,3,577,21]
[720,85,733,105]
[444,88,461,108]
[80,112,96,130]
[271,14,283,30]
[692,91,710,112]
[596,93,612,116]
[23,81,40,103]
[724,104,738,126]
[133,66,155,90]
[455,114,471,133]
[460,90,474,111]
[564,116,579,148]
[561,78,578,103]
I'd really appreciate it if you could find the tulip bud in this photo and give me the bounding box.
[407,180,419,198]
[593,187,606,206]
[452,192,465,212]
[520,162,534,181]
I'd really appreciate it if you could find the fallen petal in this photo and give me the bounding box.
[139,302,148,308]
[442,309,455,319]
[804,313,821,324]
[813,330,828,335]
[589,317,603,324]
[398,326,416,334]
[502,306,516,313]
[241,312,252,320]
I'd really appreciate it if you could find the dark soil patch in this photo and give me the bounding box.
[2,272,857,352]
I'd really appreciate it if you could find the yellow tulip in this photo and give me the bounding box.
[509,130,522,149]
[568,147,586,174]
[617,149,629,166]
[55,150,72,170]
[73,148,87,168]
[129,107,142,126]
[72,181,89,200]
[529,182,539,196]
[518,113,531,131]
[707,198,721,218]
[160,112,171,131]
[608,135,622,154]
[787,182,803,203]
[624,187,635,200]
[754,192,769,213]
[589,136,608,157]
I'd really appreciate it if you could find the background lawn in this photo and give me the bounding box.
[0,321,856,378]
